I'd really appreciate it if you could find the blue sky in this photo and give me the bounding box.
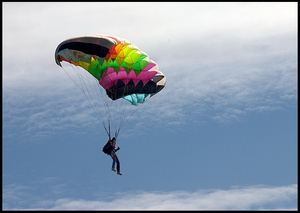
[2,2,297,210]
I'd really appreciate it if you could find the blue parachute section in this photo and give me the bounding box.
[123,94,149,105]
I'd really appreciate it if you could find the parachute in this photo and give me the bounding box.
[55,34,166,138]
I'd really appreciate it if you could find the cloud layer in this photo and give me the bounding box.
[3,184,297,210]
[3,2,297,136]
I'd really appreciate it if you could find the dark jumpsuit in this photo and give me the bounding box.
[109,140,120,173]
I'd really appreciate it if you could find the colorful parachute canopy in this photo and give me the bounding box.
[55,35,166,105]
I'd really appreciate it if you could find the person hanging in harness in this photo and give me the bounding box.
[103,137,122,175]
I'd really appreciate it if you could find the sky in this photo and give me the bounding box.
[2,2,298,210]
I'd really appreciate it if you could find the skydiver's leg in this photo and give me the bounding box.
[110,152,116,170]
[115,155,120,172]
[112,160,116,170]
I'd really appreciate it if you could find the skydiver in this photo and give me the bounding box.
[108,137,122,175]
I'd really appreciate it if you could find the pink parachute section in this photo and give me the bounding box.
[99,62,158,90]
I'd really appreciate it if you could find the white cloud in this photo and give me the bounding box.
[3,184,297,210]
[2,2,297,135]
